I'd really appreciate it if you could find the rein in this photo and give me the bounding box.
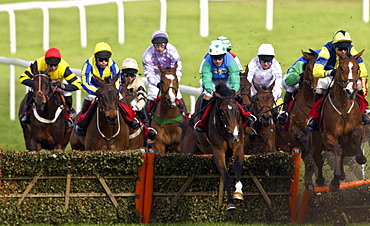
[96,107,121,143]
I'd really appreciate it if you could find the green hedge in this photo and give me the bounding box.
[0,150,295,224]
[151,152,295,223]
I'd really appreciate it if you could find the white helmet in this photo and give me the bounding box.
[257,43,275,56]
[217,36,232,50]
[208,40,227,56]
[121,58,139,71]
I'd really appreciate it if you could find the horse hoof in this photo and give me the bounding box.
[315,177,325,187]
[329,180,340,192]
[226,203,236,211]
[233,192,244,200]
[356,155,367,164]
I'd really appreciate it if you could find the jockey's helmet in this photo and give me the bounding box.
[121,58,139,74]
[217,36,232,51]
[208,40,227,56]
[151,30,169,44]
[333,30,352,49]
[45,48,61,65]
[94,42,112,59]
[257,43,275,61]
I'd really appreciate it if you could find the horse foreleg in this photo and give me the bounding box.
[305,132,319,185]
[329,144,343,191]
[212,148,234,211]
[352,127,367,164]
[232,145,244,200]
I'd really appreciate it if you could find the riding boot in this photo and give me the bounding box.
[118,102,141,130]
[277,92,293,124]
[20,91,34,124]
[64,96,76,118]
[194,98,210,133]
[357,90,370,125]
[75,99,92,135]
[307,93,323,130]
[137,109,157,140]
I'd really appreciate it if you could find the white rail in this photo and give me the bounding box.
[0,56,200,120]
[0,0,167,54]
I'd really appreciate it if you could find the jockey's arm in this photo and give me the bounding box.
[81,63,98,95]
[201,61,214,94]
[19,61,37,87]
[62,67,84,92]
[313,47,330,78]
[284,61,305,86]
[228,60,241,92]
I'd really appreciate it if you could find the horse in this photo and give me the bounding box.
[286,49,319,156]
[70,75,130,151]
[150,63,185,154]
[239,67,253,154]
[248,81,277,154]
[18,71,72,151]
[186,84,245,210]
[306,50,367,191]
[119,74,145,149]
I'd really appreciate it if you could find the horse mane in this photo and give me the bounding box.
[215,84,234,97]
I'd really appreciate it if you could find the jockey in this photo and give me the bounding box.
[216,35,243,71]
[307,30,370,130]
[142,30,187,114]
[194,40,256,133]
[247,44,283,110]
[120,57,157,141]
[75,42,138,135]
[277,49,321,124]
[19,48,83,128]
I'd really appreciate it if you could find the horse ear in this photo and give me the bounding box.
[111,74,119,84]
[158,64,163,73]
[268,80,275,90]
[253,80,261,91]
[174,62,178,70]
[302,49,310,60]
[93,74,104,86]
[354,50,364,60]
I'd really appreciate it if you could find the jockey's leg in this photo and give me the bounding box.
[75,98,93,135]
[63,92,75,129]
[118,101,140,130]
[136,108,157,140]
[357,89,370,125]
[194,96,211,133]
[20,91,34,123]
[277,91,293,124]
[307,91,324,130]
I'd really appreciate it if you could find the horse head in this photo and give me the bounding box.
[158,63,179,108]
[239,65,252,107]
[335,50,363,100]
[252,80,275,127]
[214,84,242,142]
[94,75,119,126]
[302,49,318,89]
[33,72,53,112]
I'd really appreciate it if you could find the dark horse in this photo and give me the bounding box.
[287,49,318,156]
[70,75,129,151]
[150,63,185,154]
[18,71,72,151]
[306,50,367,191]
[248,81,277,154]
[239,66,253,154]
[184,84,245,211]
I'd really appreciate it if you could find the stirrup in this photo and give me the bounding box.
[20,113,31,124]
[307,118,319,130]
[362,113,370,125]
[74,125,85,136]
[147,127,157,140]
[277,111,288,124]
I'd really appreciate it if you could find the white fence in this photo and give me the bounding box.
[0,56,200,120]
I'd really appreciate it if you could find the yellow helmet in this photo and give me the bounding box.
[94,42,112,58]
[333,30,352,44]
[121,58,139,71]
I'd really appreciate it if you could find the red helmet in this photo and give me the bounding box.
[45,48,61,64]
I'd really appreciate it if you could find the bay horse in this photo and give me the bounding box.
[248,81,277,154]
[71,75,129,151]
[18,71,72,151]
[150,63,184,154]
[189,84,245,210]
[287,49,318,156]
[306,50,367,191]
[239,67,253,154]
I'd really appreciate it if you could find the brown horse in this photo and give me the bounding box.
[239,67,253,154]
[248,81,276,154]
[287,49,319,155]
[119,74,145,149]
[150,63,185,154]
[187,84,245,210]
[306,50,367,191]
[70,75,129,151]
[19,72,72,151]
